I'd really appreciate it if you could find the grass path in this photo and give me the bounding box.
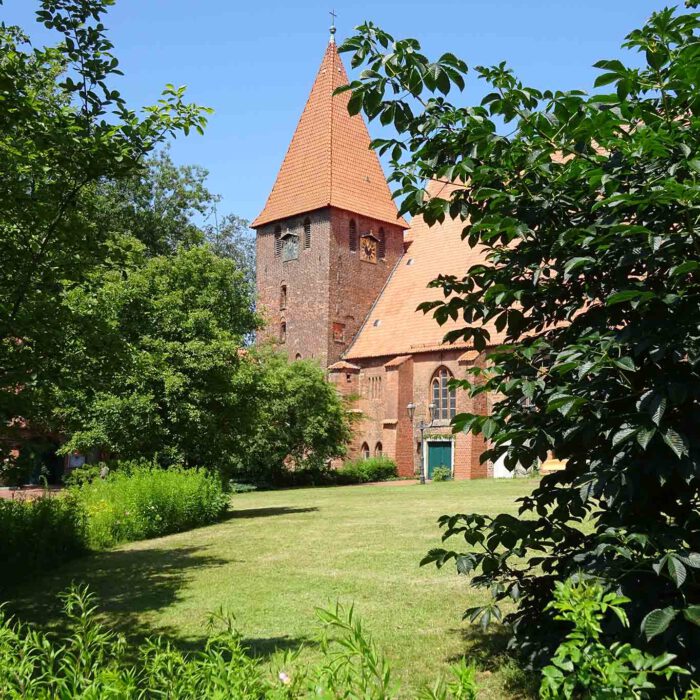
[7,479,537,697]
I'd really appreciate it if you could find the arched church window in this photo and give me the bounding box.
[377,227,386,259]
[374,442,383,457]
[280,321,287,343]
[361,442,370,460]
[280,284,287,310]
[431,366,456,421]
[295,353,302,361]
[274,225,282,257]
[303,218,311,249]
[349,219,358,252]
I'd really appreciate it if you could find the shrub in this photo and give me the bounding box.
[70,465,228,549]
[0,585,479,699]
[229,481,258,493]
[336,456,398,485]
[540,577,689,699]
[0,494,88,588]
[232,352,352,485]
[431,466,451,482]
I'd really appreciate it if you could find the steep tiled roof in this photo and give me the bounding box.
[345,180,504,360]
[252,41,407,228]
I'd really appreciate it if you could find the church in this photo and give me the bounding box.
[252,31,505,480]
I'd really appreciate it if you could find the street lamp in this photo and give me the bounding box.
[407,401,436,484]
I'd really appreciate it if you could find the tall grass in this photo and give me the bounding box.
[71,466,229,549]
[0,585,479,699]
[0,495,88,587]
[1,467,229,588]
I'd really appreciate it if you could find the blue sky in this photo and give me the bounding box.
[4,0,667,223]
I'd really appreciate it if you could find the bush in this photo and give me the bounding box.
[0,585,478,699]
[232,353,352,485]
[0,494,88,587]
[336,457,398,485]
[540,577,689,699]
[431,466,451,482]
[70,465,229,549]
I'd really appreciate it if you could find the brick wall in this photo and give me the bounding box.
[255,206,404,369]
[335,349,492,479]
[327,208,404,367]
[255,209,332,365]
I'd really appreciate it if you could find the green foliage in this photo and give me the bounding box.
[0,494,88,587]
[314,602,395,698]
[431,466,452,482]
[53,245,259,469]
[204,212,257,288]
[0,1,211,466]
[233,352,352,485]
[0,584,271,698]
[540,577,689,699]
[70,464,228,549]
[336,456,398,484]
[93,148,256,284]
[417,659,478,700]
[342,5,700,685]
[95,148,216,257]
[62,463,104,487]
[0,586,479,699]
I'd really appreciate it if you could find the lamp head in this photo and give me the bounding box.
[406,402,416,421]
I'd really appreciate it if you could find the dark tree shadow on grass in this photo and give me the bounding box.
[4,545,225,637]
[3,544,314,661]
[224,506,319,520]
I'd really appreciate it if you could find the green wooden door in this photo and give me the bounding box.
[427,442,452,479]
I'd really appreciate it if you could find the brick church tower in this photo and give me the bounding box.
[252,31,407,369]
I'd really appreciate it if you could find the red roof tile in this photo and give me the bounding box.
[345,180,504,360]
[252,41,407,229]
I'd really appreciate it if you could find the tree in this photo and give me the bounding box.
[51,246,260,470]
[93,149,216,257]
[94,149,256,285]
[232,351,352,485]
[340,3,700,684]
[0,0,210,463]
[204,213,256,288]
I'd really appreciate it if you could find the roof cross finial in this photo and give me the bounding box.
[329,9,337,43]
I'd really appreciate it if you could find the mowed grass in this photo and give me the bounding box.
[6,479,537,698]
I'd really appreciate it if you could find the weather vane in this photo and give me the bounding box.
[329,9,337,41]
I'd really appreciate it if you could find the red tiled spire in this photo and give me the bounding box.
[252,40,407,229]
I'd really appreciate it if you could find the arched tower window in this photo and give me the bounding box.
[280,284,287,310]
[295,353,302,361]
[280,321,287,343]
[349,219,358,252]
[377,227,386,259]
[303,218,311,249]
[274,225,282,257]
[431,367,456,421]
[360,442,370,460]
[374,442,383,457]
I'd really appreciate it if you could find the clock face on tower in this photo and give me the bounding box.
[360,235,377,263]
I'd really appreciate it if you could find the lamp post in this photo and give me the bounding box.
[407,401,436,484]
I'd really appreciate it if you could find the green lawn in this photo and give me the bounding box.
[7,479,537,698]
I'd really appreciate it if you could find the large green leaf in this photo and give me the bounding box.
[683,606,700,627]
[641,608,677,640]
